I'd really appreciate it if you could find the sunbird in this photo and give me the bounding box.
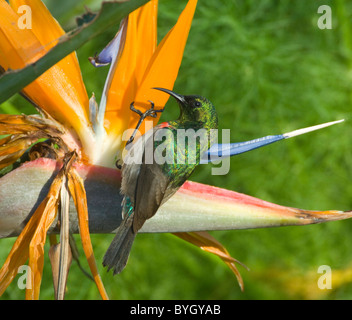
[103,88,218,274]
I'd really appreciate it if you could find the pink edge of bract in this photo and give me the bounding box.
[180,180,299,212]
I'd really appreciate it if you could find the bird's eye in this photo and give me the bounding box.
[194,101,201,107]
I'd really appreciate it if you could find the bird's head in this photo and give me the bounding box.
[153,87,218,129]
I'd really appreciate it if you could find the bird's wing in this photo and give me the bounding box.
[132,127,177,233]
[132,161,171,232]
[121,127,154,200]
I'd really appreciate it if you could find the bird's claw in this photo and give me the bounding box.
[116,159,122,170]
[126,101,164,145]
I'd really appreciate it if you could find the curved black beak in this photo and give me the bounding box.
[153,87,186,104]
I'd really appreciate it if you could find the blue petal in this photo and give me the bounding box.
[201,119,344,164]
[201,135,284,164]
[89,18,127,67]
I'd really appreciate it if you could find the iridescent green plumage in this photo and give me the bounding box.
[159,96,218,188]
[103,89,218,274]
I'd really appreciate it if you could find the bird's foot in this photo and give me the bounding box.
[126,101,164,145]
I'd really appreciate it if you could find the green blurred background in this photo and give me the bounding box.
[1,0,352,300]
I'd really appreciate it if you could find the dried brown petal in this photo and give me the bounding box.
[174,231,247,291]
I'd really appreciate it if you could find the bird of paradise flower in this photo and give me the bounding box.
[0,0,351,300]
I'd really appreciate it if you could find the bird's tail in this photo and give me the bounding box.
[102,214,136,275]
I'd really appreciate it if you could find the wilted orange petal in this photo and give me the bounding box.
[174,231,246,291]
[0,113,63,170]
[0,114,62,136]
[67,168,109,300]
[0,136,29,157]
[25,169,63,300]
[130,0,197,134]
[26,196,60,299]
[0,170,62,298]
[0,116,39,134]
[0,114,35,125]
[0,200,43,297]
[0,134,44,170]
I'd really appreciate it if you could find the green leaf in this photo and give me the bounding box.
[0,0,149,104]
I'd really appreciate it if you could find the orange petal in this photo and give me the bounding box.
[26,195,60,299]
[130,0,197,134]
[67,168,109,300]
[0,199,44,297]
[0,167,63,299]
[134,0,158,84]
[0,116,40,134]
[174,231,246,291]
[0,114,62,135]
[103,11,139,135]
[0,0,45,69]
[0,114,63,170]
[104,1,158,137]
[25,153,78,299]
[0,1,93,158]
[0,135,31,157]
[25,168,64,300]
[0,135,36,170]
[10,0,88,112]
[10,0,64,49]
